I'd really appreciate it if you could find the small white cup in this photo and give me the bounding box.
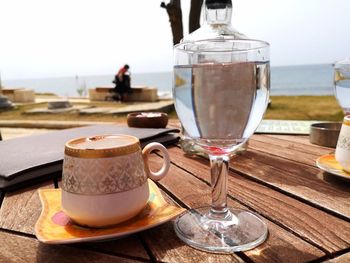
[335,115,350,172]
[61,134,170,227]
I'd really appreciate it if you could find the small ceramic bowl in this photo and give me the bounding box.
[309,122,342,148]
[127,112,168,129]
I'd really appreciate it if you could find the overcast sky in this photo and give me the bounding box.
[0,0,349,80]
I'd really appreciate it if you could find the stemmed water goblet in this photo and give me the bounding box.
[173,38,270,253]
[334,59,350,116]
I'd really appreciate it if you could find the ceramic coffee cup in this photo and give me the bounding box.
[335,115,350,173]
[61,134,170,227]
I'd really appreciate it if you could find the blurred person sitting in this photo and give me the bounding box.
[112,64,132,102]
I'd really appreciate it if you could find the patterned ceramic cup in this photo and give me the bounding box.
[335,115,350,173]
[61,134,170,227]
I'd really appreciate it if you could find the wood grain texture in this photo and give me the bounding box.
[249,139,322,167]
[140,188,244,263]
[170,144,350,221]
[0,231,140,263]
[3,129,348,262]
[147,153,325,263]
[232,149,350,220]
[324,252,350,262]
[0,182,54,235]
[164,146,350,255]
[254,134,334,156]
[0,181,150,261]
[225,171,350,254]
[262,134,334,152]
[141,222,245,263]
[78,237,150,261]
[249,135,333,166]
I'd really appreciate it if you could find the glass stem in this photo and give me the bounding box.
[209,154,230,219]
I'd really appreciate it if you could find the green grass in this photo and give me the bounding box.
[265,96,344,121]
[0,96,345,123]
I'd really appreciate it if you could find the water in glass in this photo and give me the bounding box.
[334,61,350,115]
[174,62,269,152]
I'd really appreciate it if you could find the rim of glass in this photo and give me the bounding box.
[174,38,270,53]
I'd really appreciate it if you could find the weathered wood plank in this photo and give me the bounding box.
[324,252,350,262]
[233,150,350,219]
[165,145,350,222]
[167,120,181,129]
[226,172,350,254]
[164,146,350,254]
[253,134,333,156]
[248,134,336,168]
[248,138,322,166]
[262,134,331,150]
[0,180,150,261]
[141,222,245,263]
[79,237,150,261]
[0,182,54,235]
[169,145,350,220]
[140,188,245,263]
[147,153,325,263]
[0,231,141,263]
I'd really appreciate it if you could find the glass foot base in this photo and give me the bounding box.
[174,206,268,253]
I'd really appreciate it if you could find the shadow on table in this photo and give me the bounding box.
[317,171,350,186]
[247,244,323,262]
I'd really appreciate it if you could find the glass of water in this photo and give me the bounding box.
[173,38,270,253]
[334,59,350,116]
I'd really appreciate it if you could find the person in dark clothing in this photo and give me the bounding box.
[112,64,132,101]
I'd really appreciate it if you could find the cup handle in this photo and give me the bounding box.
[142,142,170,181]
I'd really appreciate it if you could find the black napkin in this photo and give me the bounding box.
[0,125,179,190]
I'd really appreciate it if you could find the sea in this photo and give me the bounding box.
[2,64,334,97]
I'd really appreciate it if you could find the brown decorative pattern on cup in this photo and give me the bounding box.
[62,151,148,195]
[337,134,350,150]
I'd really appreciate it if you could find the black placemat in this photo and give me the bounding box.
[0,125,179,190]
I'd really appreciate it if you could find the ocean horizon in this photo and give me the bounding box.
[2,63,334,97]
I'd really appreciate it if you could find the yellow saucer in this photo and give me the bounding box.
[35,180,185,244]
[316,154,350,181]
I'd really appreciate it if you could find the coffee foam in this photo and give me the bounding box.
[70,135,137,150]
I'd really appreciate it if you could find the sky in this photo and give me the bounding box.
[0,0,349,80]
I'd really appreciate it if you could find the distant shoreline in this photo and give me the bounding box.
[3,63,334,97]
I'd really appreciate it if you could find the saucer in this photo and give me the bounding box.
[35,180,185,244]
[316,154,350,181]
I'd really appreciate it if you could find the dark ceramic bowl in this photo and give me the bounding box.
[309,122,342,148]
[127,112,168,129]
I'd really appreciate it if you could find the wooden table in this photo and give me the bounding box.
[0,133,349,262]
